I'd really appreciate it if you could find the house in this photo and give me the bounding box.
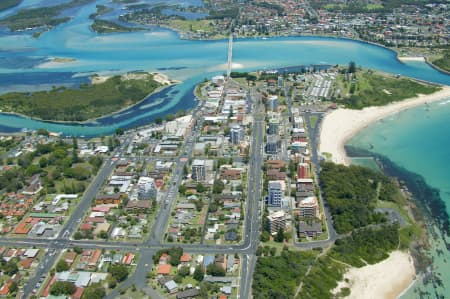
[225,231,238,241]
[88,249,102,268]
[157,264,171,275]
[20,258,33,269]
[180,254,191,264]
[176,288,200,299]
[95,194,121,205]
[24,248,39,258]
[159,253,169,264]
[22,174,42,195]
[220,169,241,180]
[125,200,151,212]
[267,160,285,170]
[221,286,232,295]
[72,287,84,299]
[298,221,322,238]
[164,280,178,294]
[122,253,135,265]
[0,281,12,296]
[267,169,286,180]
[64,252,78,266]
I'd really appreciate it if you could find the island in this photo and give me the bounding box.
[90,19,141,34]
[0,0,21,12]
[0,72,172,122]
[0,0,94,32]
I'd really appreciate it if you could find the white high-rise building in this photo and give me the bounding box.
[137,177,157,200]
[230,125,244,145]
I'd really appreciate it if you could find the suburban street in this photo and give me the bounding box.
[0,80,340,299]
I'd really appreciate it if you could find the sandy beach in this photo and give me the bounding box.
[398,56,426,62]
[332,251,416,299]
[319,86,450,165]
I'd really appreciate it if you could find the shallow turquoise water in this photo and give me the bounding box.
[0,0,450,135]
[349,99,450,298]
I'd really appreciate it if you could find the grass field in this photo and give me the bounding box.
[336,70,440,109]
[168,19,215,33]
[432,49,450,72]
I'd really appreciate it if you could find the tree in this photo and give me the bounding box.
[196,183,206,193]
[155,117,163,124]
[108,264,129,282]
[260,231,270,242]
[55,259,69,272]
[82,284,105,299]
[2,260,18,276]
[178,266,190,277]
[275,227,284,243]
[213,179,224,194]
[50,281,76,296]
[115,128,124,135]
[9,282,17,294]
[206,263,226,276]
[98,230,108,239]
[193,265,204,281]
[73,247,83,254]
[36,129,49,136]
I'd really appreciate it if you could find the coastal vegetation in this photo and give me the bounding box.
[252,162,426,297]
[253,225,402,299]
[89,5,114,19]
[319,162,399,233]
[252,250,317,298]
[432,48,450,72]
[91,19,140,34]
[0,0,21,12]
[335,69,440,109]
[0,73,162,121]
[0,0,94,31]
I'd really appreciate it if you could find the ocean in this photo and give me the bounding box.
[348,100,450,298]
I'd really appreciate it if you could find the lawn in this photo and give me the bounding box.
[336,70,440,109]
[169,19,215,33]
[309,115,318,129]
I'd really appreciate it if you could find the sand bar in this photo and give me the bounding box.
[398,56,426,62]
[319,86,450,165]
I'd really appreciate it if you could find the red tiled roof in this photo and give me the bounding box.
[180,254,191,263]
[157,264,171,275]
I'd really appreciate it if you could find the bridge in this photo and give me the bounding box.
[226,33,233,80]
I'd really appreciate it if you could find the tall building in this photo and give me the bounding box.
[137,177,157,200]
[298,196,319,218]
[277,76,283,87]
[266,210,286,234]
[297,163,311,179]
[268,118,279,135]
[230,125,244,145]
[268,181,283,207]
[191,159,214,182]
[192,159,206,182]
[267,95,278,112]
[265,135,281,154]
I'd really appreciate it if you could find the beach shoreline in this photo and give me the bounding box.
[332,251,416,299]
[319,86,450,165]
